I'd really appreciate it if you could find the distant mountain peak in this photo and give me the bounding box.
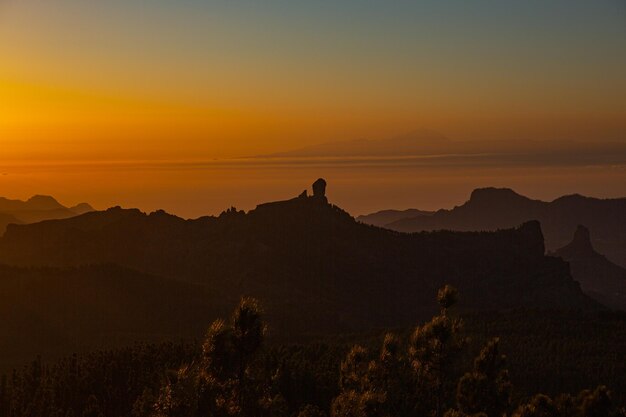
[469,187,527,203]
[70,203,95,215]
[0,195,95,233]
[553,225,626,310]
[26,195,64,210]
[28,195,58,202]
[254,178,334,213]
[356,208,434,227]
[573,224,592,246]
[555,225,598,259]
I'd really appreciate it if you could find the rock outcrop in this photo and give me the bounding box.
[312,178,327,200]
[552,225,626,310]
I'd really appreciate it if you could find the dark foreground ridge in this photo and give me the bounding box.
[0,180,599,368]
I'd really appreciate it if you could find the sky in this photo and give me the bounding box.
[1,0,625,216]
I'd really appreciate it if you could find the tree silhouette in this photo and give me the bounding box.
[331,345,385,417]
[297,404,328,417]
[512,394,559,417]
[1,291,624,417]
[332,285,465,417]
[154,297,281,417]
[511,387,626,417]
[410,285,465,417]
[449,338,512,417]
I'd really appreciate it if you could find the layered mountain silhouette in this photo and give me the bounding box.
[357,209,434,227]
[551,226,626,310]
[0,180,596,311]
[0,180,601,369]
[0,195,94,234]
[364,187,626,268]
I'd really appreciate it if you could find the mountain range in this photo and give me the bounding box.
[552,225,626,310]
[0,195,93,234]
[358,188,626,268]
[0,180,598,369]
[355,208,434,227]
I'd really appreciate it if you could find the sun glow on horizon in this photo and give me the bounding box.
[1,0,625,213]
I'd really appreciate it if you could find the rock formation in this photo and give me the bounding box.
[312,178,327,201]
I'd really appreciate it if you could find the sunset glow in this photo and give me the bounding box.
[1,0,625,214]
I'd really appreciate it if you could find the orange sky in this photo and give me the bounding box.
[1,1,625,215]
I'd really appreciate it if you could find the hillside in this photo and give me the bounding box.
[0,263,228,371]
[356,208,434,227]
[0,213,22,235]
[0,181,598,338]
[382,188,626,267]
[0,195,94,234]
[552,225,626,310]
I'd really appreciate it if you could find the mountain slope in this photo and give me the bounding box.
[385,188,626,267]
[0,213,23,236]
[357,208,434,227]
[0,181,598,336]
[0,263,226,371]
[552,226,626,310]
[0,195,66,212]
[0,195,94,234]
[70,202,95,215]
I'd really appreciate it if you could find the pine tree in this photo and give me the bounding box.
[332,286,465,417]
[409,285,464,417]
[331,345,385,417]
[512,394,559,417]
[154,297,277,417]
[577,386,626,417]
[453,338,512,417]
[81,395,104,417]
[297,404,327,417]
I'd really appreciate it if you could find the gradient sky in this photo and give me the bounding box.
[1,0,625,215]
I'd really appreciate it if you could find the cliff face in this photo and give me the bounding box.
[0,182,598,334]
[553,225,626,310]
[385,188,626,268]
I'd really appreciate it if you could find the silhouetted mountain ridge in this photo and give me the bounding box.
[552,226,626,310]
[357,209,434,227]
[0,195,94,234]
[555,225,596,258]
[380,188,626,267]
[468,187,536,207]
[0,180,604,374]
[0,181,597,333]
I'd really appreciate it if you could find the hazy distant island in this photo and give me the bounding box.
[262,131,626,168]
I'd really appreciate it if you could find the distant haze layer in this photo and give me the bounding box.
[1,156,625,219]
[1,1,624,214]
